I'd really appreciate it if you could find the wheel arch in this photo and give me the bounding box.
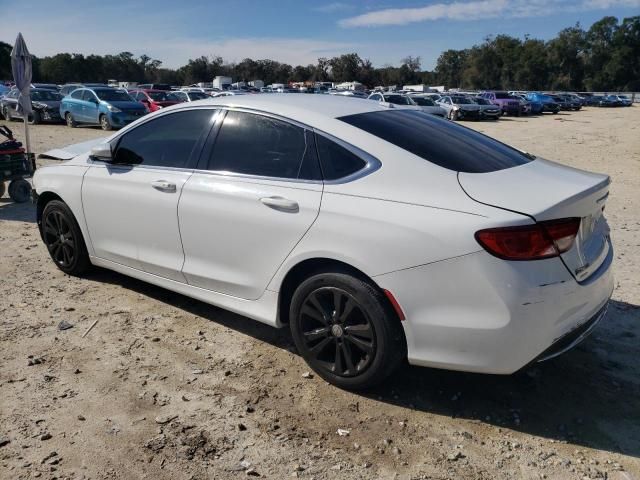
[276,257,403,326]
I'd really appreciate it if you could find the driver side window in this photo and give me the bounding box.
[113,109,215,168]
[82,90,96,103]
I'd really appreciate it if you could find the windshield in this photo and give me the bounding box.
[384,94,415,105]
[188,91,208,100]
[474,97,490,105]
[411,97,436,106]
[148,91,179,101]
[494,92,511,99]
[95,89,133,102]
[339,110,532,173]
[31,90,62,101]
[452,97,474,104]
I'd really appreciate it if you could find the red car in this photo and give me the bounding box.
[128,89,182,112]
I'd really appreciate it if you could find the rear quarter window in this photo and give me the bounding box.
[338,110,532,173]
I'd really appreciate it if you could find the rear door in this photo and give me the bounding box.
[179,109,323,300]
[82,108,215,281]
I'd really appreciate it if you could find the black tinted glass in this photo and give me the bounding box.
[412,97,435,106]
[114,110,213,167]
[315,134,366,180]
[209,111,310,179]
[339,110,532,173]
[70,90,83,99]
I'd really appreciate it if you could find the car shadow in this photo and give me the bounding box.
[0,199,36,222]
[85,267,640,459]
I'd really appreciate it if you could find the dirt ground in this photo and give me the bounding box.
[0,107,639,480]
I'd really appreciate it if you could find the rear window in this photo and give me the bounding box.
[338,110,533,173]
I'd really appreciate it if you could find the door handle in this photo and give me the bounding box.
[260,196,299,213]
[151,180,177,192]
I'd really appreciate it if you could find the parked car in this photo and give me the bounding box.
[436,95,481,120]
[31,83,59,91]
[525,93,560,113]
[367,92,419,107]
[0,84,9,98]
[33,95,613,390]
[1,88,63,124]
[137,83,172,91]
[551,95,576,111]
[60,83,110,97]
[403,94,447,117]
[473,97,502,119]
[170,90,210,102]
[129,89,181,112]
[606,94,632,107]
[60,87,147,130]
[480,91,520,116]
[513,94,543,114]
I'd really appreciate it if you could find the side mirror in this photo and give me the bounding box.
[90,143,113,162]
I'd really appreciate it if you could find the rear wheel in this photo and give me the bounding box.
[65,112,77,128]
[8,179,31,203]
[3,106,13,121]
[41,200,91,276]
[0,181,5,198]
[290,271,406,390]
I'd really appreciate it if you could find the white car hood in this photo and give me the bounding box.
[39,137,109,161]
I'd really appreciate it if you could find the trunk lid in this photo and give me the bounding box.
[459,158,611,282]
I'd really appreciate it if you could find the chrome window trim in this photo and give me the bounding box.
[197,106,381,185]
[90,104,382,184]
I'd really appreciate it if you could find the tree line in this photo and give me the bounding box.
[1,15,638,91]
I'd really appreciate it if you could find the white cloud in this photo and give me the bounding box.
[339,0,640,27]
[314,2,354,13]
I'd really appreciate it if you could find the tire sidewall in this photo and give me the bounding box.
[66,113,76,128]
[42,200,90,275]
[290,272,403,390]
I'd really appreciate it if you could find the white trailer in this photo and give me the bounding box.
[213,76,232,90]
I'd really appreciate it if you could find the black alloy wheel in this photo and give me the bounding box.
[43,209,76,269]
[290,271,406,390]
[41,200,90,275]
[299,287,375,377]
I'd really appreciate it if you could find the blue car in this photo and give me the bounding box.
[60,87,147,130]
[525,93,560,114]
[514,94,543,114]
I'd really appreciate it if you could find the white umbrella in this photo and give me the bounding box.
[10,32,33,155]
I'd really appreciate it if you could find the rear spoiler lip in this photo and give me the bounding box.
[38,137,109,161]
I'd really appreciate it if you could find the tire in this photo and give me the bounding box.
[28,111,41,125]
[41,200,91,276]
[0,181,5,198]
[290,271,406,390]
[100,114,112,131]
[3,106,13,121]
[65,112,77,128]
[8,179,31,203]
[552,111,558,114]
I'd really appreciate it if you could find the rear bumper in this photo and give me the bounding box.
[374,247,614,374]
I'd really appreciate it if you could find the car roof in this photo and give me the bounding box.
[165,94,388,123]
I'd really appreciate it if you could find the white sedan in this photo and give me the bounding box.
[33,95,613,390]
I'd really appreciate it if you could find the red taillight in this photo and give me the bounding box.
[475,218,581,261]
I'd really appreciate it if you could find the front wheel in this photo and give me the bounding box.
[65,112,77,128]
[41,200,91,276]
[290,272,406,390]
[28,111,41,125]
[100,114,112,131]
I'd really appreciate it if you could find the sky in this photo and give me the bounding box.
[1,0,639,70]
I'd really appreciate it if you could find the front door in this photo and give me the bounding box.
[82,108,216,281]
[179,109,323,300]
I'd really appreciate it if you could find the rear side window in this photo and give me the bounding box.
[70,90,83,100]
[315,134,366,180]
[338,110,532,173]
[113,110,214,168]
[208,110,320,180]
